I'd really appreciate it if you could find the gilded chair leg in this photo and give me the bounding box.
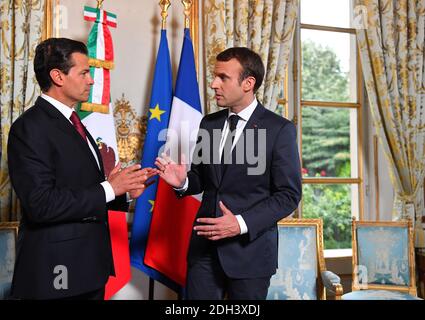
[334,284,344,300]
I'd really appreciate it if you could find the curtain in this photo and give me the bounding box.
[0,0,45,222]
[204,0,299,114]
[355,0,425,247]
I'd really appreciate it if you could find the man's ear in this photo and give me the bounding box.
[242,76,256,93]
[49,69,64,87]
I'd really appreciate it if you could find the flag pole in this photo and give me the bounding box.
[149,278,155,300]
[160,0,171,30]
[181,0,193,29]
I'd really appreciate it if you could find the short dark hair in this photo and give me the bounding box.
[216,47,265,93]
[34,38,88,91]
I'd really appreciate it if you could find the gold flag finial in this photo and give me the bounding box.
[159,0,171,30]
[97,0,104,9]
[182,0,193,29]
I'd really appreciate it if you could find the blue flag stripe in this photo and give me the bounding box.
[174,29,202,113]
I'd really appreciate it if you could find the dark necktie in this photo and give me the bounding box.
[221,114,240,164]
[70,111,87,142]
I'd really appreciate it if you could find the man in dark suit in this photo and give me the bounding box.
[156,47,302,299]
[7,38,154,300]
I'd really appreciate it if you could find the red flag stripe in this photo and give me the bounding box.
[104,211,131,300]
[144,179,200,286]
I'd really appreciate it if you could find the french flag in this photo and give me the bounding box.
[144,28,202,287]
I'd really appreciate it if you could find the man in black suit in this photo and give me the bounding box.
[156,47,302,299]
[7,38,154,300]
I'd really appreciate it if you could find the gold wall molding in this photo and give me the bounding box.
[43,0,53,40]
[373,135,380,220]
[190,0,198,73]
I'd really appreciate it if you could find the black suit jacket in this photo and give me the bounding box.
[7,97,127,299]
[182,103,302,279]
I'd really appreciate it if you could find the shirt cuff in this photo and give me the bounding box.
[235,215,248,235]
[126,192,133,202]
[173,177,189,192]
[101,181,116,203]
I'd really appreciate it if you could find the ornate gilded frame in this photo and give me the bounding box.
[351,218,417,296]
[0,222,19,238]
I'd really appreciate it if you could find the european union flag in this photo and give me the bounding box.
[130,29,179,291]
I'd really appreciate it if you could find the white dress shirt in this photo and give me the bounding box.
[41,94,115,203]
[176,98,258,235]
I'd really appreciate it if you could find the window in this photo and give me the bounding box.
[281,0,363,249]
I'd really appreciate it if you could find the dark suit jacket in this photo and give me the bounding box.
[7,97,127,299]
[182,103,302,279]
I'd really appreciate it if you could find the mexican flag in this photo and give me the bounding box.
[78,6,118,176]
[77,5,130,300]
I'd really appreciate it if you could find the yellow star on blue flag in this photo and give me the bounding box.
[148,200,155,212]
[149,104,166,121]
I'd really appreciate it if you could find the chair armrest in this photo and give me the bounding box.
[321,270,344,300]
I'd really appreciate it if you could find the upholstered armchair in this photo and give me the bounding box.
[267,218,343,300]
[342,218,422,300]
[0,222,18,300]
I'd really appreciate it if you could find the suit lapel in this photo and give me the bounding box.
[238,103,265,143]
[211,112,227,187]
[220,103,266,183]
[37,98,102,174]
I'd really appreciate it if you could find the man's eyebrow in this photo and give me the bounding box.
[215,72,229,78]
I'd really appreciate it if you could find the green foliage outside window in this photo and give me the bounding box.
[302,183,352,249]
[301,40,354,249]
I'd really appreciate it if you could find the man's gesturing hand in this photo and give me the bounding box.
[193,201,241,240]
[155,153,187,188]
[108,163,156,196]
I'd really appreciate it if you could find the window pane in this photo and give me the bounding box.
[301,0,351,28]
[301,29,357,102]
[302,184,353,249]
[302,106,358,178]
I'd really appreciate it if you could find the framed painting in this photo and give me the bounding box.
[0,222,18,299]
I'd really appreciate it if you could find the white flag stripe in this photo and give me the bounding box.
[84,11,96,18]
[166,96,202,203]
[96,19,105,60]
[82,104,118,161]
[166,96,202,165]
[107,16,117,24]
[92,67,104,104]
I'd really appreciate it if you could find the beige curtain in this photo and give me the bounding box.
[0,0,45,222]
[355,0,425,247]
[204,0,299,114]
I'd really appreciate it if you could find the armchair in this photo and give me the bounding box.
[342,218,422,300]
[0,222,18,300]
[267,218,343,300]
